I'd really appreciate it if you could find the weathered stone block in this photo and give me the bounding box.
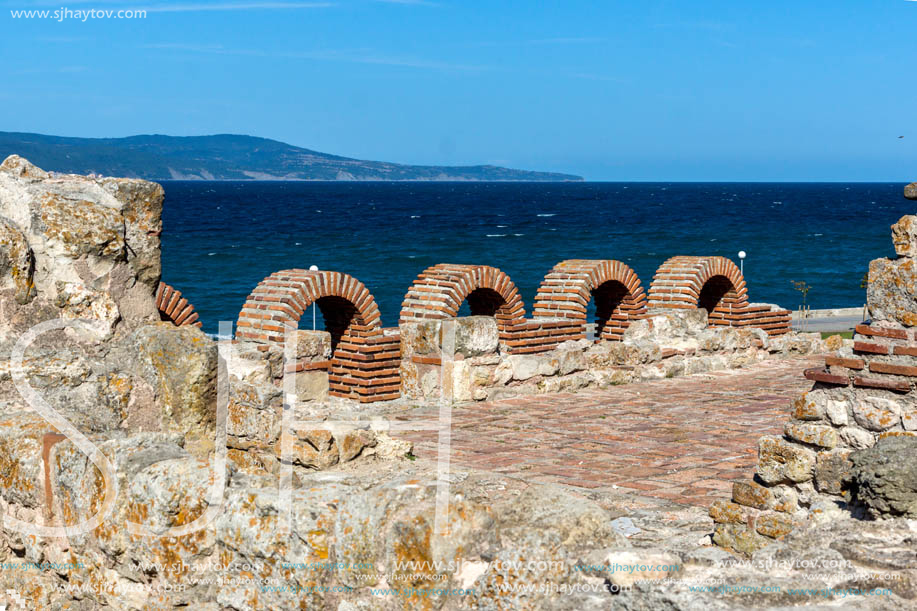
[227,380,281,450]
[757,436,816,484]
[507,354,557,381]
[555,347,587,375]
[337,428,376,463]
[227,343,274,386]
[755,512,800,539]
[892,214,917,257]
[398,320,441,358]
[824,333,845,351]
[0,216,34,304]
[454,316,499,356]
[287,329,331,361]
[0,156,163,329]
[215,482,353,610]
[771,485,800,513]
[709,500,746,524]
[852,396,901,431]
[792,392,824,421]
[0,411,51,510]
[713,523,771,555]
[815,448,853,495]
[624,309,708,342]
[292,370,329,402]
[840,426,875,450]
[849,436,917,518]
[868,256,917,326]
[732,480,773,510]
[825,398,849,426]
[903,410,917,431]
[785,422,838,449]
[126,323,217,455]
[277,428,339,470]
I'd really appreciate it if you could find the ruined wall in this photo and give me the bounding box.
[0,157,896,610]
[239,257,799,405]
[236,269,400,402]
[648,256,791,336]
[712,213,917,555]
[399,311,821,404]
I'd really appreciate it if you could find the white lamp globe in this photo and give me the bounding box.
[309,265,319,271]
[738,251,746,260]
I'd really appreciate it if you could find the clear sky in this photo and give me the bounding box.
[1,0,916,180]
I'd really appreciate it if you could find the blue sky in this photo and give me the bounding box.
[1,0,916,180]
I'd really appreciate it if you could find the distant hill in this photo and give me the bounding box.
[0,132,583,182]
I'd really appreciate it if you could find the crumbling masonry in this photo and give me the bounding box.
[235,257,792,403]
[711,212,917,554]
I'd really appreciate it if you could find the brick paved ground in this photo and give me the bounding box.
[397,356,822,508]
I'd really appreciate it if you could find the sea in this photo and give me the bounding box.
[159,181,913,336]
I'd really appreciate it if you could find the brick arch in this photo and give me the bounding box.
[647,256,748,316]
[156,282,202,328]
[236,269,381,343]
[236,270,399,402]
[645,256,789,336]
[399,264,526,340]
[532,259,647,341]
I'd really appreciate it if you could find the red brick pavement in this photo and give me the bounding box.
[397,356,822,507]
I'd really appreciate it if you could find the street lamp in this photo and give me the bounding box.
[309,265,319,329]
[738,251,746,275]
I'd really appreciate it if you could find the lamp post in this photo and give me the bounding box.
[738,251,746,275]
[309,265,319,330]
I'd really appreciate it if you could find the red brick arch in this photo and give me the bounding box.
[236,269,381,344]
[647,256,748,313]
[532,259,647,341]
[236,270,399,402]
[399,264,526,340]
[647,256,791,336]
[156,282,202,328]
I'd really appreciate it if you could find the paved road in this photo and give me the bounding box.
[791,315,864,333]
[399,355,821,507]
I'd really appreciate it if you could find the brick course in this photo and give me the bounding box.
[156,282,202,328]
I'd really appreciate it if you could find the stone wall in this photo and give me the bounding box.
[400,311,822,404]
[712,212,917,554]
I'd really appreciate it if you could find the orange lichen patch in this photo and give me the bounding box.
[106,373,133,420]
[129,494,209,580]
[228,399,246,428]
[306,512,335,560]
[0,437,37,494]
[391,516,441,611]
[227,448,272,476]
[57,485,78,527]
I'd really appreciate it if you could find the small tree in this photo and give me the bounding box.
[791,280,812,329]
[791,280,811,308]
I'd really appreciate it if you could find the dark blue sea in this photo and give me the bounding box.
[160,182,913,335]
